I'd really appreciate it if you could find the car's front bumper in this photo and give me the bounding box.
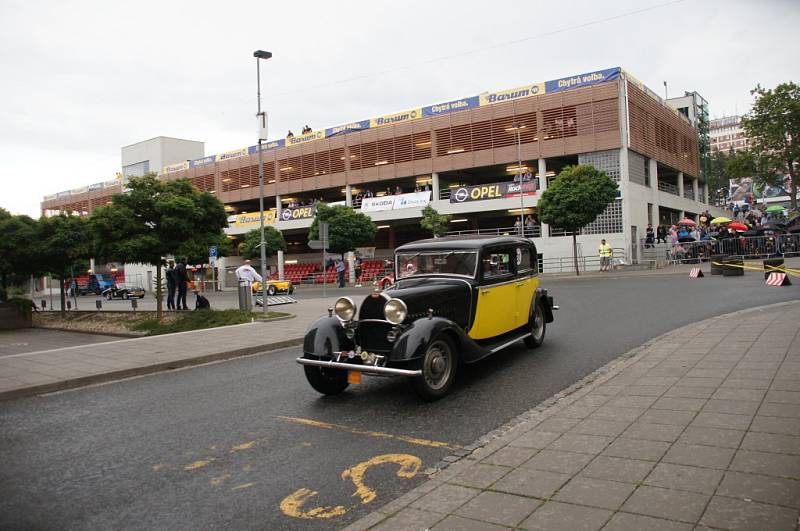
[296,356,421,377]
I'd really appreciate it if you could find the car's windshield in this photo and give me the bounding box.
[396,250,477,279]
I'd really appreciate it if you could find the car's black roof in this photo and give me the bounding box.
[395,235,536,253]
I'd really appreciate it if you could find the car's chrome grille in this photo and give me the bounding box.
[359,296,386,320]
[355,321,393,353]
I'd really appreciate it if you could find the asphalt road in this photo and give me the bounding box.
[1,272,798,530]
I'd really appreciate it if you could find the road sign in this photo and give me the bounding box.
[319,222,329,243]
[209,246,218,257]
[308,240,325,250]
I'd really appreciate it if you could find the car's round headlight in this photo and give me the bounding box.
[384,298,407,325]
[334,297,356,321]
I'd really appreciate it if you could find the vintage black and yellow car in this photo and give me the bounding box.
[296,236,557,400]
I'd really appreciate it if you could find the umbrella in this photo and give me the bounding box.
[765,205,785,213]
[742,229,765,237]
[728,222,749,232]
[677,218,696,227]
[710,216,732,225]
[678,236,696,243]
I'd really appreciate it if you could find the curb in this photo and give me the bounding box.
[346,299,800,530]
[0,336,304,401]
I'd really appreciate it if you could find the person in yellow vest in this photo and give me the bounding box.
[598,239,613,272]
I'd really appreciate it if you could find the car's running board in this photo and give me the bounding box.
[488,332,532,354]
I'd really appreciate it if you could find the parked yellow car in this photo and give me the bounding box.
[251,280,294,296]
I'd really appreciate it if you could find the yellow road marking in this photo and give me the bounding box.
[280,488,347,519]
[280,453,421,519]
[210,474,231,486]
[232,482,256,491]
[230,441,256,452]
[275,416,458,450]
[151,463,166,472]
[184,459,214,471]
[342,454,421,504]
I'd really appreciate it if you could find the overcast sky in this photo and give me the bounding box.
[1,0,797,217]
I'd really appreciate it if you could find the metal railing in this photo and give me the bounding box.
[445,225,542,238]
[540,248,627,273]
[646,234,800,264]
[683,188,695,200]
[658,181,679,195]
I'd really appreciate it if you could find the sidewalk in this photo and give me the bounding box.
[0,307,317,401]
[346,301,800,531]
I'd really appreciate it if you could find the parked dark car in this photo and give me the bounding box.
[297,236,557,400]
[102,283,145,300]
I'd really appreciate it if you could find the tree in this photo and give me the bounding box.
[239,226,286,260]
[308,203,376,257]
[419,205,451,237]
[741,82,800,210]
[537,165,618,276]
[0,210,40,301]
[36,214,92,316]
[90,174,228,320]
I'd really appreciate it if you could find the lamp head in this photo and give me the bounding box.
[253,50,272,59]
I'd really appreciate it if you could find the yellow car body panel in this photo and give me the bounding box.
[468,280,519,340]
[515,276,539,328]
[251,280,293,293]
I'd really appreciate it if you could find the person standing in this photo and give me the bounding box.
[354,256,363,288]
[645,224,655,248]
[656,225,667,244]
[175,257,190,310]
[235,259,263,284]
[598,239,613,272]
[336,259,346,288]
[166,260,177,310]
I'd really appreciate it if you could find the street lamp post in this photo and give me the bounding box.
[254,49,272,314]
[511,122,525,237]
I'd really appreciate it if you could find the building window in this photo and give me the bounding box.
[647,203,653,225]
[644,157,651,187]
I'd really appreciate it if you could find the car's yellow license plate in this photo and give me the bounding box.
[347,371,362,385]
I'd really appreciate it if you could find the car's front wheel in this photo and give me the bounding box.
[414,336,458,401]
[123,293,129,300]
[105,292,112,300]
[303,356,349,395]
[288,286,295,294]
[524,299,546,349]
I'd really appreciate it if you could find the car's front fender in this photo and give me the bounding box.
[390,317,468,362]
[303,316,354,358]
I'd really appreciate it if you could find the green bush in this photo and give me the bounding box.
[129,309,287,336]
[7,297,35,318]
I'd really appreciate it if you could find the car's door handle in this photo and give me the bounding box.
[516,282,524,286]
[481,289,490,294]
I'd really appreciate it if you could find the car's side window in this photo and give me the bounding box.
[482,248,514,281]
[517,246,535,276]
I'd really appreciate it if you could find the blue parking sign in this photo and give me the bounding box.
[209,246,218,257]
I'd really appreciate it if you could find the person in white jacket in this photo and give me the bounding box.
[235,260,263,284]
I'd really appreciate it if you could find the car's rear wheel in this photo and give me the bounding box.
[105,292,112,300]
[303,356,349,395]
[267,285,277,296]
[524,299,546,349]
[288,286,295,294]
[123,293,129,300]
[414,336,458,401]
